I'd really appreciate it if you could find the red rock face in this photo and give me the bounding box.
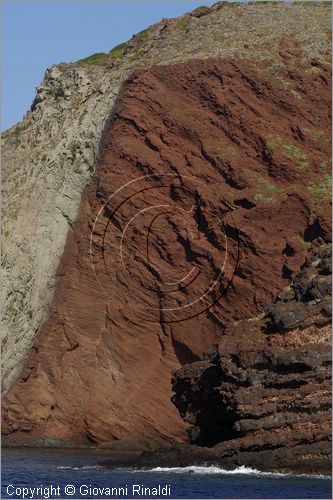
[2,58,331,446]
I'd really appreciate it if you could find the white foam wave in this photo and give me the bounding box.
[57,464,330,480]
[148,465,330,479]
[57,465,101,470]
[149,465,272,476]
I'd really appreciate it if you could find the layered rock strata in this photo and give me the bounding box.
[101,244,331,473]
[169,243,332,472]
[2,56,331,447]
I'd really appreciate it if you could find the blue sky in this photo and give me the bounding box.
[2,0,224,130]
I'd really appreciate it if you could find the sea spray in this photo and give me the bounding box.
[147,465,330,479]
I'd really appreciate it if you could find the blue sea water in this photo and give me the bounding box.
[1,448,331,499]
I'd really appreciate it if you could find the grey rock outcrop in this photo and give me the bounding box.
[1,65,124,391]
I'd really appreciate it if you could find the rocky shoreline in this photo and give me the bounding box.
[97,443,331,476]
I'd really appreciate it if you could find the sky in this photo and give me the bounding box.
[2,0,227,130]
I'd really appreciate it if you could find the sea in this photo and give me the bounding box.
[1,448,331,500]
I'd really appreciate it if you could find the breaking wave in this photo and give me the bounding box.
[57,465,102,470]
[57,464,331,480]
[147,465,330,479]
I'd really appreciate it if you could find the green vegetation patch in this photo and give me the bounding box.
[304,128,330,147]
[248,0,284,4]
[245,168,281,203]
[192,6,208,13]
[266,134,309,171]
[254,176,280,202]
[319,160,331,169]
[282,143,309,170]
[109,42,126,59]
[176,16,189,31]
[266,134,282,150]
[136,26,154,44]
[296,236,311,249]
[77,52,108,64]
[305,128,325,140]
[308,173,332,201]
[213,1,238,6]
[295,1,331,5]
[213,144,239,162]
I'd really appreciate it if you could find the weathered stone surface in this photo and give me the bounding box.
[2,0,331,395]
[267,244,332,331]
[171,245,332,472]
[1,65,124,393]
[1,2,332,455]
[2,56,331,447]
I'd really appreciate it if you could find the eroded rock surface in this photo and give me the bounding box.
[267,243,332,331]
[171,244,332,472]
[2,0,331,395]
[2,57,331,447]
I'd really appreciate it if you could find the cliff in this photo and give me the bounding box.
[99,243,331,473]
[1,1,332,458]
[170,243,331,473]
